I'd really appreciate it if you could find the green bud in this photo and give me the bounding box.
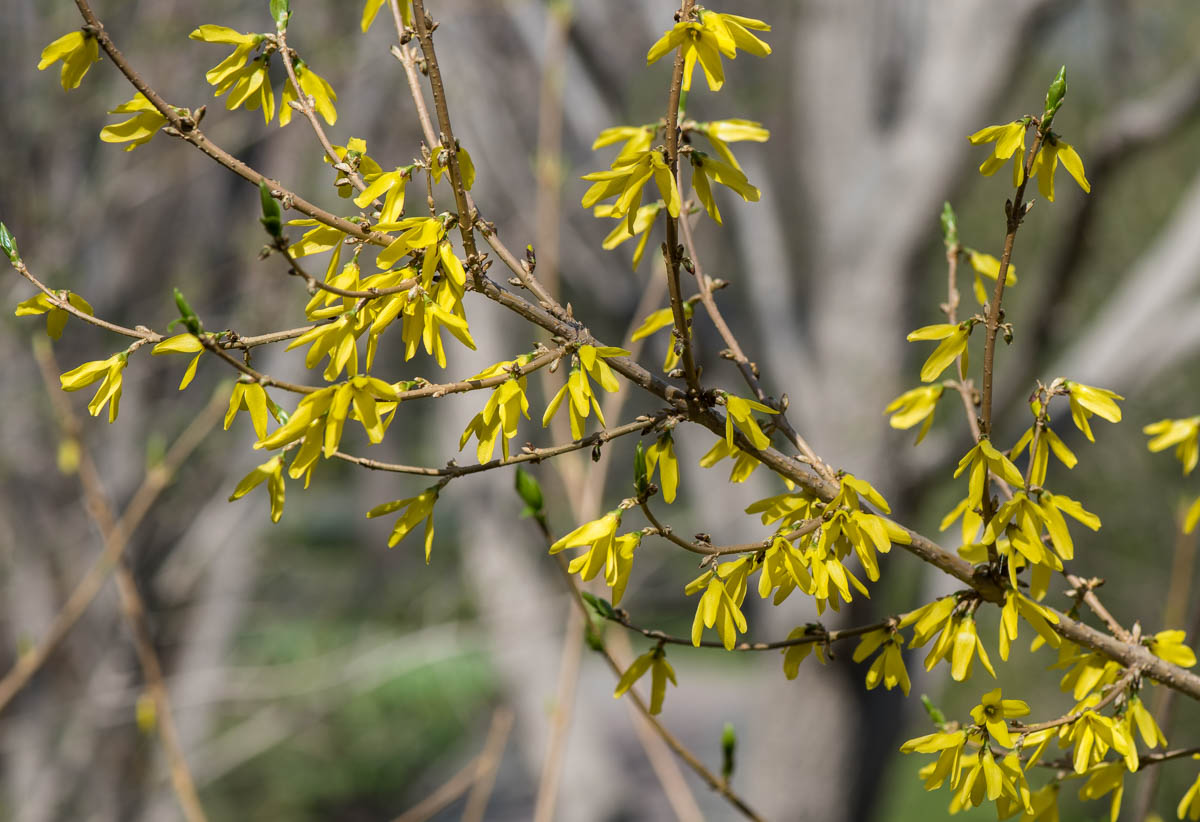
[580,591,616,621]
[940,202,958,247]
[0,222,19,264]
[1043,66,1067,124]
[514,467,544,518]
[921,694,947,727]
[721,722,737,782]
[172,288,203,335]
[583,622,605,652]
[634,440,649,496]
[269,0,291,30]
[259,180,282,238]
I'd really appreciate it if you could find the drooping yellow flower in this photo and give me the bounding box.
[551,511,640,604]
[596,202,662,270]
[1064,380,1123,443]
[1030,134,1091,202]
[542,346,626,439]
[190,26,273,123]
[966,249,1017,305]
[699,436,761,484]
[998,590,1060,661]
[688,151,760,224]
[228,456,285,523]
[459,373,531,463]
[592,124,656,163]
[1179,761,1200,821]
[38,30,100,91]
[614,646,677,715]
[644,431,679,503]
[907,322,971,383]
[629,304,690,372]
[361,0,412,33]
[225,380,272,440]
[1144,416,1200,475]
[1011,419,1076,488]
[151,333,205,390]
[582,150,680,231]
[366,486,440,560]
[967,120,1028,187]
[689,562,750,650]
[954,438,1025,508]
[354,166,410,223]
[280,60,337,127]
[690,119,769,171]
[884,385,943,443]
[1147,629,1197,668]
[723,391,778,450]
[852,629,911,695]
[646,11,770,92]
[430,144,476,191]
[99,93,168,151]
[15,290,93,340]
[60,352,127,423]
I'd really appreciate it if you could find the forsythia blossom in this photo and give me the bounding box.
[646,11,770,92]
[366,486,440,561]
[60,352,127,423]
[15,290,93,340]
[228,456,286,523]
[38,30,100,90]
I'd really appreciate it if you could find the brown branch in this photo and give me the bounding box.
[537,522,765,822]
[333,414,665,477]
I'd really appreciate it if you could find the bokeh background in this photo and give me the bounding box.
[3,0,1200,820]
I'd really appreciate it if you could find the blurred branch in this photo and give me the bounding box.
[390,706,514,822]
[27,340,218,822]
[0,343,224,716]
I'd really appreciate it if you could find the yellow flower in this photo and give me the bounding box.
[361,0,411,32]
[372,216,445,269]
[366,486,440,560]
[629,304,690,372]
[998,590,1060,661]
[190,26,274,123]
[884,385,943,443]
[280,60,337,127]
[1125,694,1167,749]
[582,150,680,232]
[592,125,655,163]
[596,202,662,270]
[723,391,778,450]
[38,30,100,91]
[699,436,761,483]
[969,687,1030,748]
[899,729,967,792]
[646,11,770,92]
[967,120,1028,187]
[542,346,626,439]
[228,456,285,523]
[225,380,272,440]
[1011,420,1076,488]
[852,629,910,695]
[907,322,971,382]
[690,565,750,650]
[781,627,827,679]
[1147,629,1197,668]
[60,352,127,423]
[99,93,168,151]
[1063,701,1125,774]
[954,438,1025,508]
[1179,763,1200,821]
[967,249,1017,305]
[688,151,760,224]
[354,166,410,223]
[460,374,531,463]
[1144,416,1200,476]
[287,219,347,259]
[644,431,679,503]
[1064,380,1123,443]
[945,616,996,681]
[430,144,476,191]
[14,290,93,340]
[550,511,640,604]
[1030,135,1091,202]
[151,333,205,390]
[690,119,769,171]
[614,647,677,715]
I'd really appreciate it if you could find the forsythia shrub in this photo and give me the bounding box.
[7,2,1200,820]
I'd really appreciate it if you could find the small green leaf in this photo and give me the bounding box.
[259,180,282,238]
[171,288,203,335]
[581,591,616,620]
[270,0,291,30]
[921,694,947,727]
[940,202,957,247]
[0,222,19,264]
[634,440,649,496]
[514,467,544,516]
[721,722,737,782]
[1043,66,1067,124]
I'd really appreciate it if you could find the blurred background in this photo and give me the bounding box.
[3,0,1200,820]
